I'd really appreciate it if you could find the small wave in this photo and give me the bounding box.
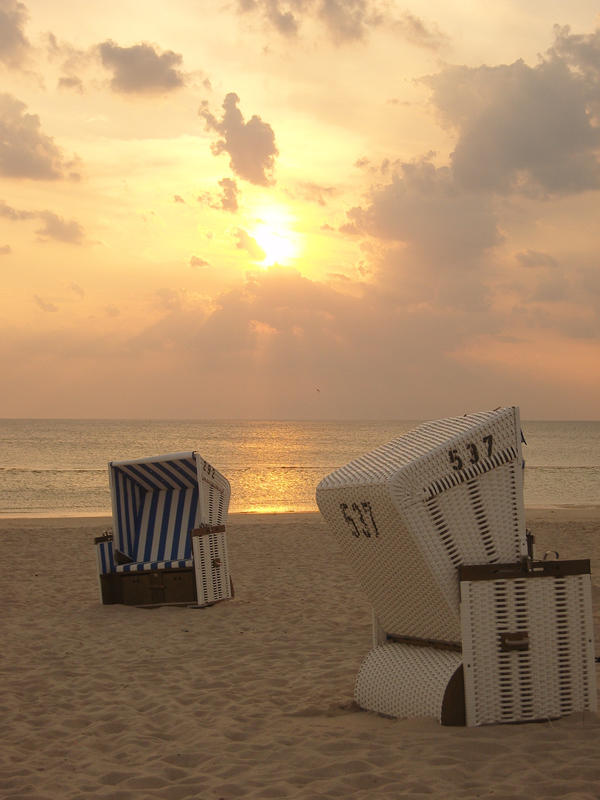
[527,465,600,471]
[0,467,105,474]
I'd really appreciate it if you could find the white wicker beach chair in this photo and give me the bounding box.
[95,451,232,608]
[316,407,596,725]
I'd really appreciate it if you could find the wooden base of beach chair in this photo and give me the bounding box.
[99,569,197,607]
[354,643,465,726]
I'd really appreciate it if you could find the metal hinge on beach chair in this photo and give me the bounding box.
[316,406,597,726]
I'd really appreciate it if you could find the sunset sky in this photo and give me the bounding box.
[2,0,600,419]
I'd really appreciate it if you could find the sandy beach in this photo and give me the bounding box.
[2,508,600,800]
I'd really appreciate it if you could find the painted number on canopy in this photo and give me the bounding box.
[448,434,494,471]
[340,501,379,538]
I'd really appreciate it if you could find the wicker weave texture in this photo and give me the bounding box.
[316,407,526,642]
[197,455,230,526]
[192,530,231,605]
[355,643,462,722]
[461,574,597,726]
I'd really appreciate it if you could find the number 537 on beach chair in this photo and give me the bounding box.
[94,451,232,608]
[317,407,596,726]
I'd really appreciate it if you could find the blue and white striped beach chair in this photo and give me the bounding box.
[95,451,232,607]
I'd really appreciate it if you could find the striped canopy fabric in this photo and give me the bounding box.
[110,452,201,567]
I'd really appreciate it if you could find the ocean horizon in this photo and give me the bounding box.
[1,418,599,517]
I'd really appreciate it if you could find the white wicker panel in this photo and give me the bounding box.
[316,407,526,643]
[461,574,597,726]
[317,484,461,641]
[196,455,231,526]
[192,531,231,606]
[355,643,463,722]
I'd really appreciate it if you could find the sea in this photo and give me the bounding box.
[0,419,598,517]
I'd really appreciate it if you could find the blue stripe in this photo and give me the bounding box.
[113,468,125,552]
[153,461,190,489]
[123,462,168,490]
[169,458,198,484]
[184,488,198,558]
[171,489,186,558]
[156,490,172,560]
[141,491,158,561]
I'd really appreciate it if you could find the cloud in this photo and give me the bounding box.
[98,40,186,94]
[237,0,388,43]
[218,177,239,212]
[0,0,30,68]
[174,194,185,204]
[0,199,35,220]
[550,25,600,90]
[33,295,59,313]
[516,250,559,269]
[70,282,85,298]
[347,158,500,262]
[0,201,85,243]
[0,93,79,180]
[200,93,278,185]
[395,11,447,51]
[318,0,383,43]
[235,228,266,260]
[58,75,84,93]
[35,212,85,244]
[291,181,337,205]
[190,256,210,268]
[239,0,300,36]
[425,34,600,195]
[0,244,11,254]
[196,178,239,212]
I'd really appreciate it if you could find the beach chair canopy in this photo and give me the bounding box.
[109,451,228,571]
[316,407,527,644]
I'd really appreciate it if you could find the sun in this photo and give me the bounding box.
[249,205,301,267]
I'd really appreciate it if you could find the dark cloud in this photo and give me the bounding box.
[347,158,500,263]
[174,194,185,204]
[0,0,30,68]
[0,243,11,254]
[0,93,78,180]
[236,0,444,48]
[197,178,239,212]
[425,35,600,195]
[235,228,266,260]
[395,11,447,51]
[33,295,59,313]
[516,250,559,268]
[99,40,186,94]
[0,200,85,243]
[218,177,239,212]
[35,212,85,244]
[70,282,85,298]
[190,256,209,268]
[46,33,90,92]
[291,181,337,205]
[318,0,382,43]
[343,158,503,309]
[550,25,600,89]
[0,199,35,220]
[58,75,84,93]
[200,93,278,185]
[237,0,384,43]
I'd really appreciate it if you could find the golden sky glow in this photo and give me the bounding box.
[2,0,600,419]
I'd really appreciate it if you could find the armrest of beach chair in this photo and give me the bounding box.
[94,531,115,574]
[190,525,232,606]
